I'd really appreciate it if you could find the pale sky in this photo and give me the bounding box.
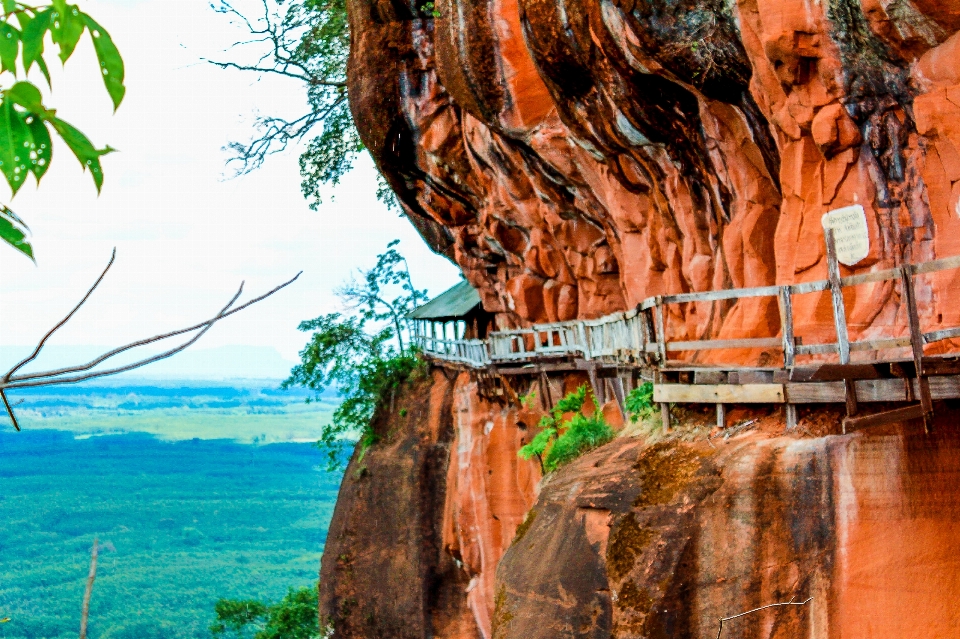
[0,0,461,372]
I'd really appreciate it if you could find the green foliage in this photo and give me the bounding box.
[0,0,124,259]
[210,586,322,639]
[0,427,340,639]
[625,382,655,423]
[419,2,441,17]
[519,390,536,409]
[517,385,613,473]
[282,241,429,469]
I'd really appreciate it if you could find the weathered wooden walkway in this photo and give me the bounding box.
[411,232,960,432]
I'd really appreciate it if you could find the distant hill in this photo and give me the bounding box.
[0,345,299,381]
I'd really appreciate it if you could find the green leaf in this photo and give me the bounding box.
[0,22,20,74]
[21,7,51,74]
[0,98,34,195]
[50,115,111,192]
[2,0,17,15]
[50,2,84,63]
[34,53,51,88]
[80,14,123,110]
[26,115,50,181]
[0,204,33,260]
[5,80,46,113]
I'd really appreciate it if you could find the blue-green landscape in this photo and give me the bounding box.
[0,382,344,639]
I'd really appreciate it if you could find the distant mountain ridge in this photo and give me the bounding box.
[0,344,299,381]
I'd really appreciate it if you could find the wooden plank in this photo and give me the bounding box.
[662,284,780,305]
[840,266,900,287]
[843,404,925,431]
[694,370,727,384]
[901,268,934,432]
[849,336,912,351]
[736,370,775,384]
[790,363,884,382]
[923,326,960,344]
[785,382,844,403]
[717,403,726,429]
[922,358,960,376]
[665,337,782,352]
[789,280,832,295]
[930,376,960,399]
[911,253,960,275]
[778,287,796,368]
[654,383,785,404]
[797,343,840,356]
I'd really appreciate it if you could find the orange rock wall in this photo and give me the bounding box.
[348,0,960,352]
[494,421,960,639]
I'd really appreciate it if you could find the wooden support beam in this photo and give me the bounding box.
[654,299,667,366]
[825,228,857,423]
[660,403,671,432]
[612,376,626,417]
[843,404,925,431]
[779,286,795,368]
[825,228,852,366]
[902,268,934,433]
[717,403,726,429]
[539,369,553,410]
[785,404,798,431]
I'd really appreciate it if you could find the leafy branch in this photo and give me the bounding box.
[0,0,125,259]
[209,0,372,210]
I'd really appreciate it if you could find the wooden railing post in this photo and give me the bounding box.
[901,265,934,433]
[778,286,796,368]
[825,228,858,423]
[778,285,798,432]
[654,297,667,366]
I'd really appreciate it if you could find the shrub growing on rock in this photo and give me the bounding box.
[518,385,613,473]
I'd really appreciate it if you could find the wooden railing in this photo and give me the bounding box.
[410,243,960,376]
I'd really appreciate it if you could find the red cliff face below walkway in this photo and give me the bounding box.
[318,371,960,638]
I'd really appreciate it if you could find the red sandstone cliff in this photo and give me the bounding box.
[318,2,960,637]
[349,0,960,350]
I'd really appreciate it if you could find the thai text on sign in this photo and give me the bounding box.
[821,205,869,266]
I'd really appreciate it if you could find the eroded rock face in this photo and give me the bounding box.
[348,0,960,349]
[493,421,960,639]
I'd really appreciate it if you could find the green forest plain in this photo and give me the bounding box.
[0,382,343,639]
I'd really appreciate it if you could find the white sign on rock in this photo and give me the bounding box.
[821,204,870,266]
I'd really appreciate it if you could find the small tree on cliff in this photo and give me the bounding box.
[282,239,428,469]
[208,0,401,209]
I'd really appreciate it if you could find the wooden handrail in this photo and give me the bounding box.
[410,252,960,372]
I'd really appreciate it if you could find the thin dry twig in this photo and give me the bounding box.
[3,248,117,383]
[79,536,98,639]
[0,250,301,428]
[715,596,813,639]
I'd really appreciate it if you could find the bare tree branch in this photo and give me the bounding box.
[0,251,302,428]
[79,536,98,639]
[0,390,19,432]
[3,248,116,383]
[715,596,813,639]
